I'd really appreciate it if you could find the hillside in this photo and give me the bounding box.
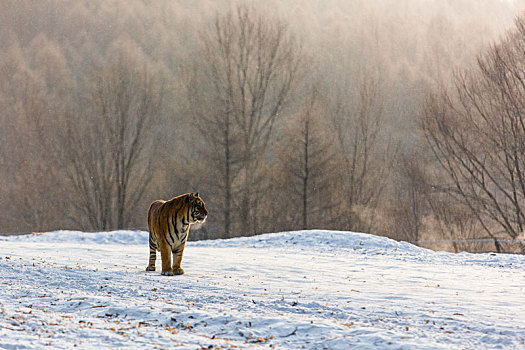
[1,230,524,349]
[3,0,525,237]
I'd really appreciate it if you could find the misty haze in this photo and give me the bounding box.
[2,0,525,251]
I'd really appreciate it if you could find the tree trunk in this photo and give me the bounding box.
[303,117,309,230]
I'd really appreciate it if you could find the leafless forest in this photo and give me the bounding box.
[2,0,525,252]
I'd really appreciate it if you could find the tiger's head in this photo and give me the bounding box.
[187,192,208,224]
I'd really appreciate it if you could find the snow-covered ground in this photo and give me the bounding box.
[1,230,524,349]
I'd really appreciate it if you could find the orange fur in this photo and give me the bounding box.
[146,193,207,275]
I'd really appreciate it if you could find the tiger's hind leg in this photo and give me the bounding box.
[146,231,158,272]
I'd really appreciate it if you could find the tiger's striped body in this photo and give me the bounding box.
[146,193,207,276]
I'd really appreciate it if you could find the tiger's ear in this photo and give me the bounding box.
[195,192,199,198]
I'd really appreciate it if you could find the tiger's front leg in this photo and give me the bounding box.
[159,240,174,276]
[172,243,186,275]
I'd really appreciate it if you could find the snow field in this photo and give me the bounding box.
[0,230,524,349]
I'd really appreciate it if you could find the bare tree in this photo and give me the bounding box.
[330,74,396,232]
[0,45,67,232]
[391,152,429,242]
[425,189,481,253]
[189,4,301,237]
[55,56,163,230]
[421,15,525,243]
[98,57,163,228]
[275,88,336,229]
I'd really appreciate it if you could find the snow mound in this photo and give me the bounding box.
[192,230,426,254]
[2,229,426,255]
[2,230,148,245]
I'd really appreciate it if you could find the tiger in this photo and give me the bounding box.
[146,192,208,276]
